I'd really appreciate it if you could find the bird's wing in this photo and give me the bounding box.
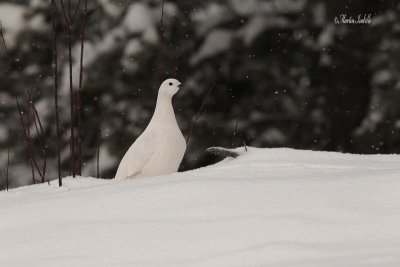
[116,130,159,179]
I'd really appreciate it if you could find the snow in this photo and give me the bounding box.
[260,128,286,144]
[312,2,327,26]
[30,0,47,9]
[27,14,49,33]
[318,24,335,48]
[238,16,289,46]
[59,1,161,96]
[191,12,291,63]
[354,94,385,136]
[124,39,144,56]
[395,120,400,129]
[229,0,306,16]
[123,3,158,43]
[99,0,123,18]
[192,3,232,36]
[0,4,26,48]
[372,70,392,85]
[121,39,144,72]
[1,148,400,266]
[191,29,235,65]
[0,124,8,142]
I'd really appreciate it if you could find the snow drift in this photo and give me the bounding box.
[1,147,400,266]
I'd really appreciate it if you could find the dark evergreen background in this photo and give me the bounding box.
[0,0,399,188]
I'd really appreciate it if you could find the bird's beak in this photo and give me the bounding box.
[178,83,183,88]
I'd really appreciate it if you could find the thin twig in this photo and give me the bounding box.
[174,15,183,78]
[243,140,248,152]
[60,0,76,177]
[68,0,71,18]
[59,0,70,26]
[231,117,240,147]
[25,93,46,181]
[96,128,101,178]
[0,24,38,184]
[3,170,7,191]
[51,0,62,186]
[27,90,48,183]
[5,147,9,191]
[26,97,36,184]
[77,0,88,175]
[159,0,165,82]
[185,82,215,144]
[72,0,82,23]
[18,97,43,181]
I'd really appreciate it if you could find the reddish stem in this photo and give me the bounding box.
[51,0,62,186]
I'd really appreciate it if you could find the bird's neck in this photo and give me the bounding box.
[149,92,176,126]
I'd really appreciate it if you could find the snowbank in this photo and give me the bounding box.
[1,148,399,266]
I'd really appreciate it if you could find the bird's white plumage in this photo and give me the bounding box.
[115,79,186,179]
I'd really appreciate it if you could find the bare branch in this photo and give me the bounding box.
[72,0,82,23]
[60,0,77,177]
[0,23,39,184]
[186,82,215,144]
[26,96,36,184]
[96,128,101,178]
[77,0,88,175]
[5,147,9,191]
[51,0,62,186]
[159,0,165,82]
[59,0,71,26]
[27,90,48,183]
[231,117,240,147]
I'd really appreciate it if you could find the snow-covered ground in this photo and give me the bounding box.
[1,148,400,266]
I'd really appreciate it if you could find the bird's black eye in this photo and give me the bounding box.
[169,82,173,86]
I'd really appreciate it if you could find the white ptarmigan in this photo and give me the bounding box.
[115,78,186,179]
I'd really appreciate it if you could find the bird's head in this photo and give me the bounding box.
[159,78,183,97]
